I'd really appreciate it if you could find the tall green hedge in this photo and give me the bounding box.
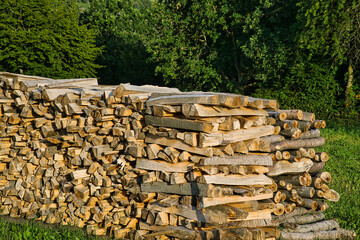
[0,0,101,79]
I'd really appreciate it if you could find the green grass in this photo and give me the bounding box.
[0,217,103,240]
[318,122,360,237]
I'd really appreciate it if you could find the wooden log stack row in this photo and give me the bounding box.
[0,72,355,239]
[137,93,284,239]
[260,109,356,239]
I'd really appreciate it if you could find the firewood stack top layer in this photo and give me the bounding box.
[0,71,355,240]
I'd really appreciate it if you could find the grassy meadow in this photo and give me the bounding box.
[0,122,358,239]
[0,217,102,240]
[318,122,360,237]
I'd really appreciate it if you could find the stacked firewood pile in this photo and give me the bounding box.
[0,72,355,240]
[262,110,356,239]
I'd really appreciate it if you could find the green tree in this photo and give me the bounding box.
[146,0,298,93]
[297,0,360,115]
[81,0,158,85]
[0,0,101,79]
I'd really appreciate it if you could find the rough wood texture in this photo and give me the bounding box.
[200,154,273,166]
[141,182,211,197]
[145,115,217,133]
[199,125,275,147]
[136,159,192,173]
[270,138,325,151]
[280,229,356,240]
[145,134,213,156]
[268,159,313,177]
[182,104,268,117]
[200,174,273,186]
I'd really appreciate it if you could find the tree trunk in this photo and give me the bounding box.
[345,64,354,109]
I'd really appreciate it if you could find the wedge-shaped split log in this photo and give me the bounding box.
[182,104,268,117]
[201,193,274,208]
[141,182,213,197]
[136,159,193,173]
[145,134,213,156]
[267,158,314,177]
[148,203,230,224]
[199,125,275,147]
[145,115,217,133]
[200,174,273,186]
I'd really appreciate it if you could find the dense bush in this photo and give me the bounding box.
[0,0,101,79]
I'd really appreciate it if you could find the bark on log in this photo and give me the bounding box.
[270,138,325,151]
[283,219,339,233]
[298,129,321,139]
[280,229,356,240]
[182,103,268,117]
[200,154,273,166]
[282,212,325,225]
[278,110,303,120]
[308,162,326,174]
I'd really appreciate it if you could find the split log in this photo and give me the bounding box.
[113,83,180,97]
[182,104,268,117]
[198,125,275,147]
[145,134,213,156]
[200,174,273,186]
[267,159,313,177]
[136,159,192,173]
[148,203,230,224]
[141,182,214,197]
[227,219,279,228]
[144,115,217,133]
[201,193,274,208]
[200,154,273,166]
[322,189,340,202]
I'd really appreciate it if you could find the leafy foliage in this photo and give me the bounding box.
[146,0,298,93]
[81,0,159,85]
[0,0,102,79]
[297,0,360,117]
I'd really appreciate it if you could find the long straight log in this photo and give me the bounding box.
[201,193,273,208]
[200,174,273,186]
[298,129,321,139]
[199,125,275,147]
[283,219,340,233]
[200,154,273,166]
[280,229,356,240]
[136,159,192,172]
[282,212,325,225]
[278,110,303,120]
[182,104,268,117]
[270,138,325,151]
[144,115,217,133]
